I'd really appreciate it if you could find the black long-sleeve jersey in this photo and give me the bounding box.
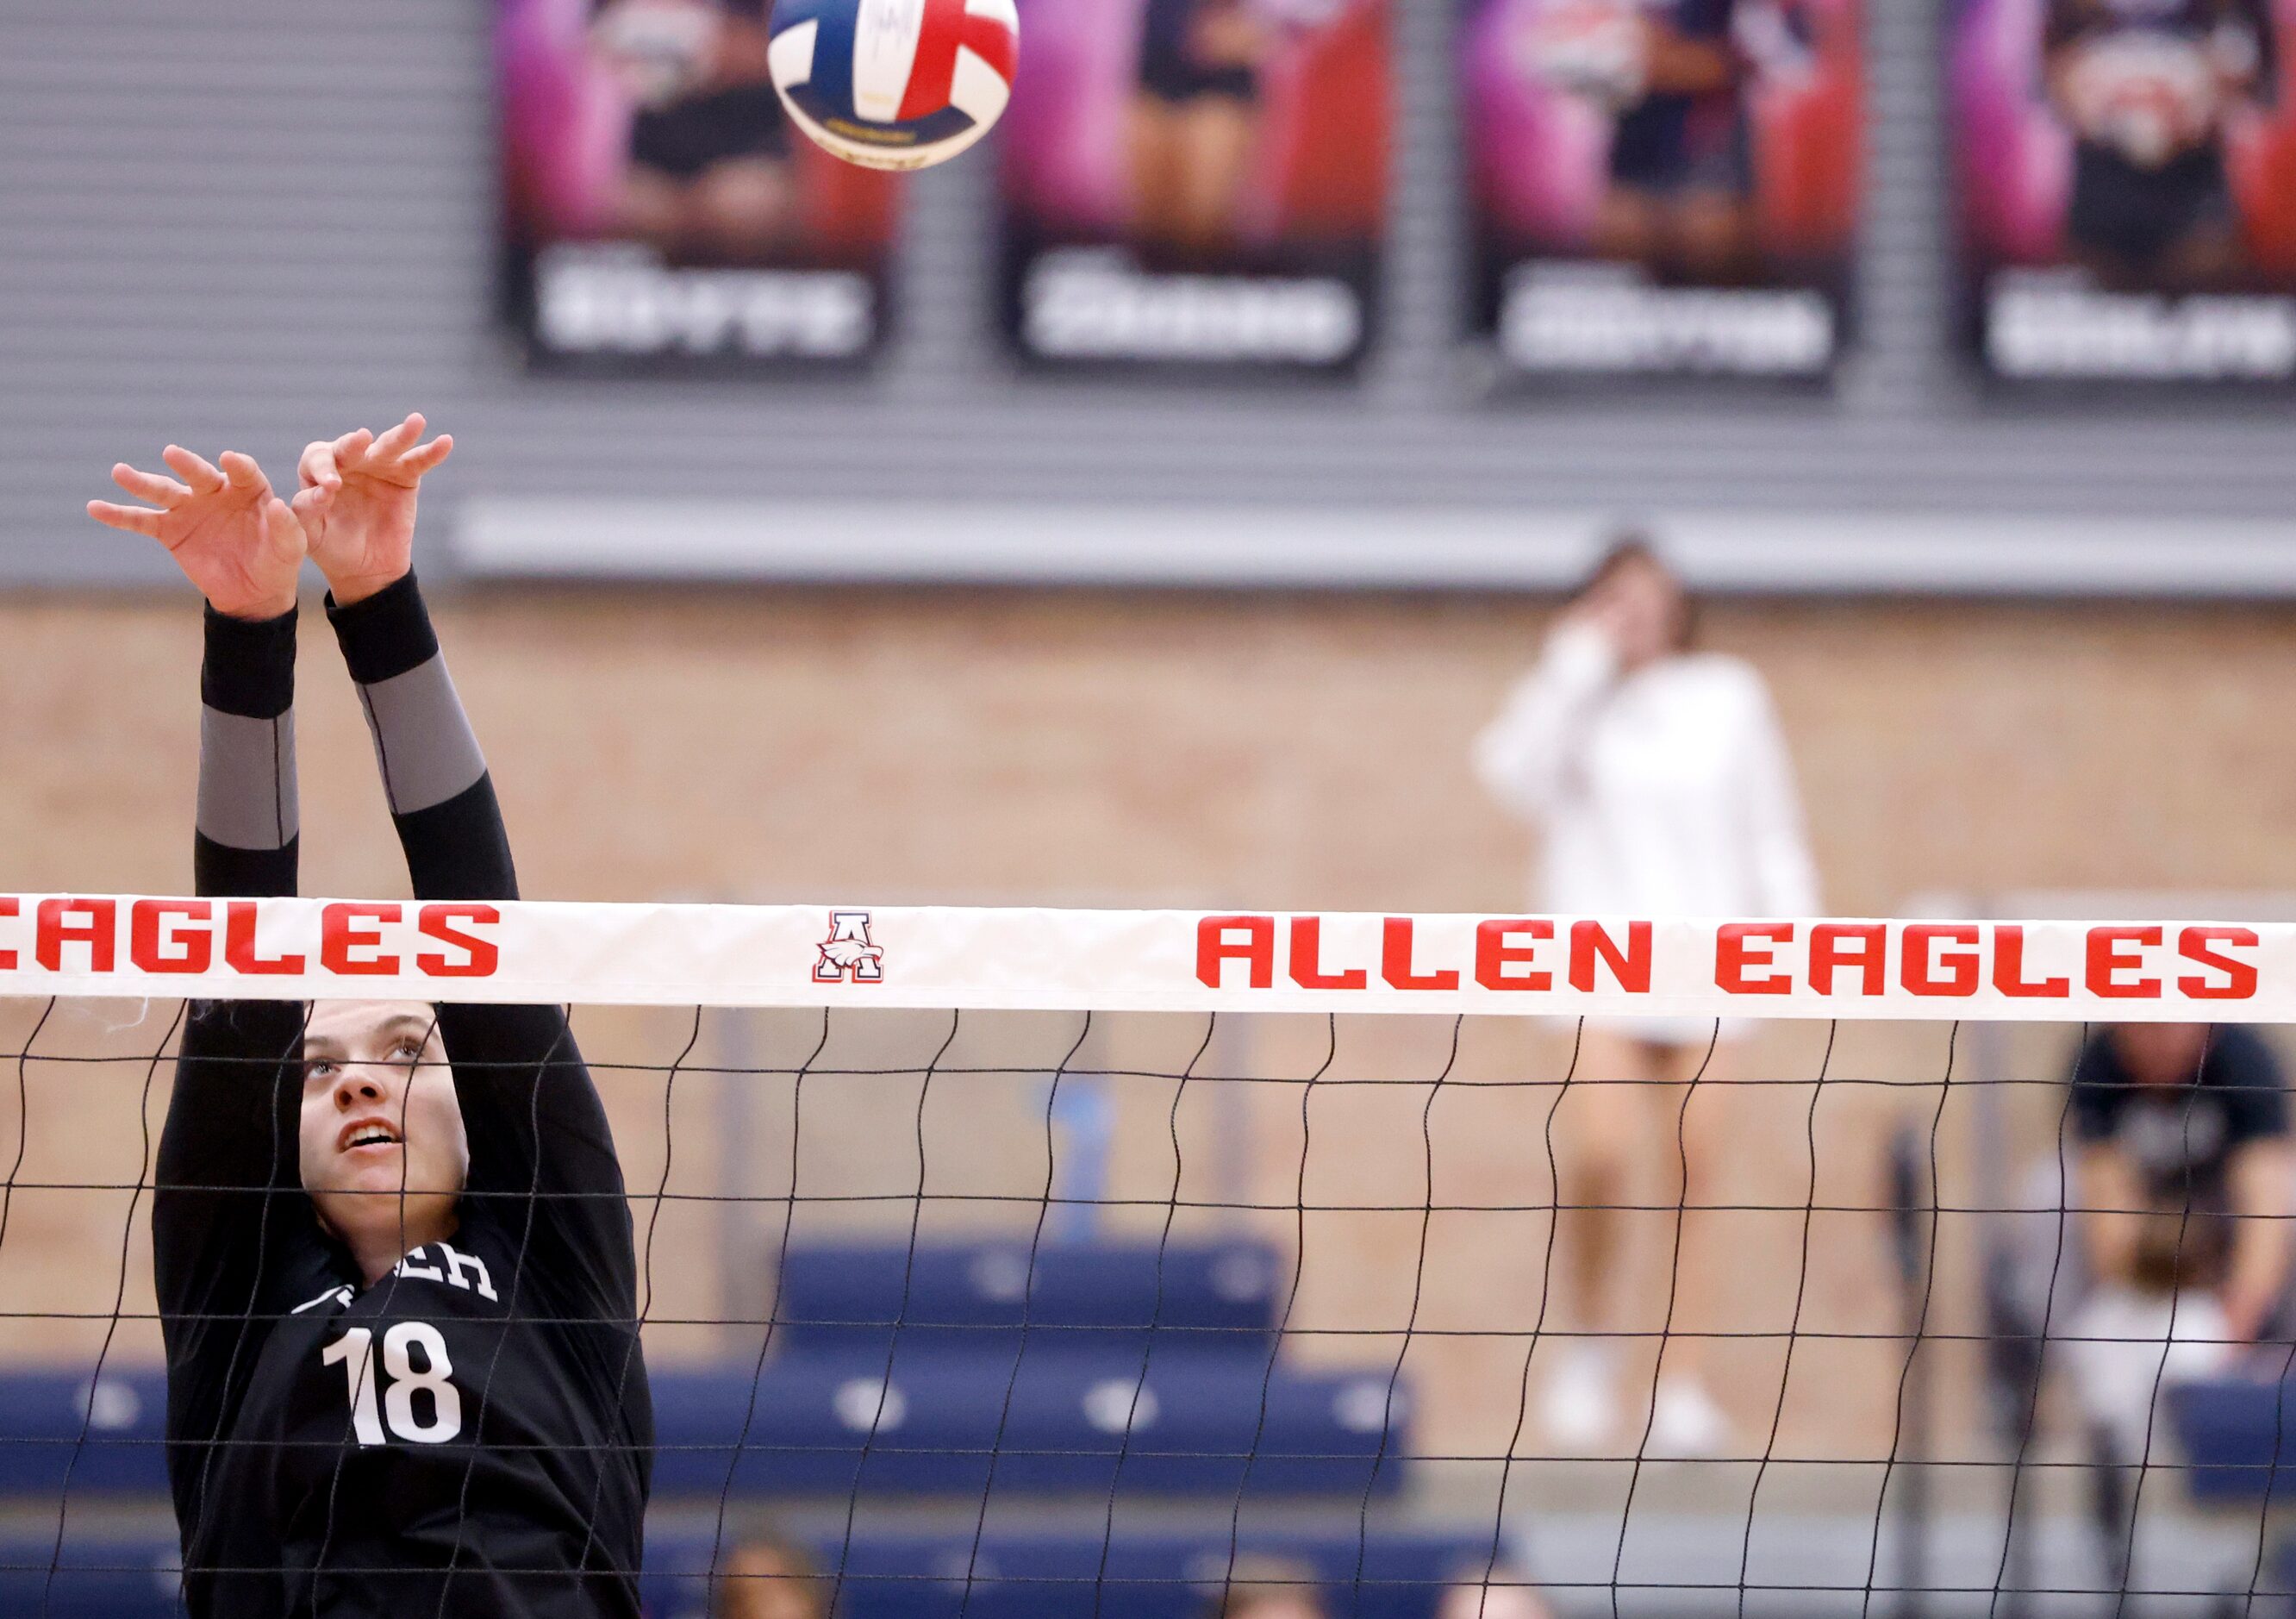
[154,577,652,1618]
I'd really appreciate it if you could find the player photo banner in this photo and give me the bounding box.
[499,0,902,368]
[0,896,2285,1023]
[1464,0,1863,382]
[997,0,1393,373]
[1953,0,2296,384]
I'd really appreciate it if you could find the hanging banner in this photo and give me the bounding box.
[1952,0,2296,384]
[1463,0,1863,383]
[998,0,1394,374]
[499,0,902,369]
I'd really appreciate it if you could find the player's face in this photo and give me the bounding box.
[1590,554,1688,667]
[298,1002,470,1255]
[2109,1021,2211,1087]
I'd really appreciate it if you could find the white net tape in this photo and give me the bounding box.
[0,896,2274,1019]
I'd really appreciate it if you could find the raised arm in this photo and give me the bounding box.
[2231,0,2277,108]
[93,447,316,1523]
[1471,619,1619,825]
[167,603,309,1200]
[90,447,315,1241]
[301,420,635,1306]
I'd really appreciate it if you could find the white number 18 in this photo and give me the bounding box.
[321,1322,463,1447]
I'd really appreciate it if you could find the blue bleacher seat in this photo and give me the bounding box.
[0,1525,1492,1619]
[0,1535,182,1619]
[0,1240,1410,1514]
[640,1527,1492,1619]
[2164,1376,2296,1505]
[650,1348,1407,1498]
[0,1354,1405,1503]
[772,1242,1285,1360]
[0,1368,170,1497]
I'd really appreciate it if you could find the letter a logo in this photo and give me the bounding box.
[815,911,885,985]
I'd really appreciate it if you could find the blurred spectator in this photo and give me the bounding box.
[1436,1556,1557,1619]
[714,1527,830,1619]
[2064,1022,2294,1461]
[2031,1022,2295,1591]
[1202,1553,1329,1619]
[1473,535,1818,1457]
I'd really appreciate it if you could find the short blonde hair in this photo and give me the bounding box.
[714,1529,829,1619]
[1204,1553,1327,1619]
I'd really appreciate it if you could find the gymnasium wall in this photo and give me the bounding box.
[3,0,2294,596]
[0,588,2289,1469]
[8,591,2293,912]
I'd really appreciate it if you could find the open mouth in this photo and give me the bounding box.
[338,1120,403,1154]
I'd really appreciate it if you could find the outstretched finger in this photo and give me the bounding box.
[368,413,426,461]
[87,500,163,539]
[110,464,192,507]
[161,445,225,493]
[219,451,271,493]
[398,433,454,477]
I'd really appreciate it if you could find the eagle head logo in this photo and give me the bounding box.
[815,911,885,984]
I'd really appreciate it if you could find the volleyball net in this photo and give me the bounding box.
[1,896,2293,1617]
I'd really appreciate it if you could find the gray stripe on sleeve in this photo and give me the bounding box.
[197,708,298,851]
[357,655,488,817]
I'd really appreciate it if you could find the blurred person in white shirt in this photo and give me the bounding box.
[1473,534,1819,1458]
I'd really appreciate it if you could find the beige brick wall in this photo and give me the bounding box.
[0,586,2288,1467]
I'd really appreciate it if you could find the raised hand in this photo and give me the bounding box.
[88,447,307,621]
[292,413,455,607]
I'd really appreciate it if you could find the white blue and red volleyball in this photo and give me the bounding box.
[766,0,1020,173]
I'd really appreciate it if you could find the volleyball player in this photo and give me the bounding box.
[86,418,652,1616]
[1132,0,1347,260]
[1525,0,1812,280]
[2041,0,2276,286]
[592,0,796,261]
[1132,0,1275,259]
[1473,538,1819,1457]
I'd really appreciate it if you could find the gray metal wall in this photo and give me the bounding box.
[2,0,2292,593]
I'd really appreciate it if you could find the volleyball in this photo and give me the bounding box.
[765,0,1020,173]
